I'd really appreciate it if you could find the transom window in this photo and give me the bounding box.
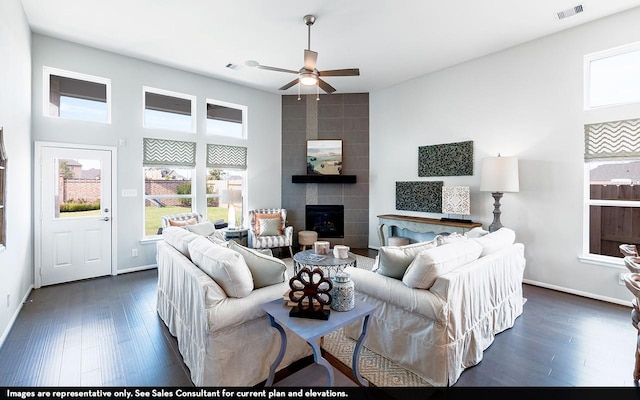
[585,41,640,109]
[43,67,110,123]
[143,87,196,133]
[206,99,246,139]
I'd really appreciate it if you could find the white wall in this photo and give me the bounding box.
[370,7,640,304]
[0,0,33,343]
[31,35,283,272]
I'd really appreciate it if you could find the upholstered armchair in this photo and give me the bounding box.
[248,208,294,257]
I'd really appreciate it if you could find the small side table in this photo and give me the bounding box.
[293,249,357,278]
[221,227,248,246]
[262,298,376,387]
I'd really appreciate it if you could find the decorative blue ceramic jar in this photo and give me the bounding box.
[330,272,355,311]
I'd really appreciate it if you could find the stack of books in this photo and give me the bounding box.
[282,290,330,310]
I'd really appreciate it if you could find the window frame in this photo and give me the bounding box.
[584,41,640,110]
[142,166,196,238]
[143,86,197,133]
[582,160,640,266]
[205,98,247,139]
[42,66,112,123]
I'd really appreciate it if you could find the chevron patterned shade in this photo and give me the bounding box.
[143,138,196,167]
[585,118,640,161]
[207,144,247,170]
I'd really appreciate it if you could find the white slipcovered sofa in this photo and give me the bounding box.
[156,224,311,386]
[343,228,526,386]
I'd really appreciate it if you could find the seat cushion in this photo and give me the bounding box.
[375,239,438,279]
[402,240,483,289]
[228,241,286,288]
[188,236,254,298]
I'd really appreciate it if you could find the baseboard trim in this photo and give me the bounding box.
[523,278,632,307]
[0,284,33,348]
[117,264,157,275]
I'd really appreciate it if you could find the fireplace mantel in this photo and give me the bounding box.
[292,175,357,184]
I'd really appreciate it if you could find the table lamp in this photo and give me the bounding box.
[480,154,519,232]
[220,189,242,229]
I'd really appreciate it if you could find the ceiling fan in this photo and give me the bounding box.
[246,14,359,94]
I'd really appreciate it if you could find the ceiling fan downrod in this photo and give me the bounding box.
[303,15,316,51]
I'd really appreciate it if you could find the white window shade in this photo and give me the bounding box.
[207,144,247,170]
[584,118,640,161]
[143,138,196,167]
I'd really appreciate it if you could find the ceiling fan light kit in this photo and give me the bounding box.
[246,14,359,96]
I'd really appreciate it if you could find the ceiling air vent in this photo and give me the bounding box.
[225,63,242,71]
[557,4,584,20]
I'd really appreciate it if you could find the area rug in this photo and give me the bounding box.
[322,327,431,387]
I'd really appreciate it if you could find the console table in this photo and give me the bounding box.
[377,214,482,246]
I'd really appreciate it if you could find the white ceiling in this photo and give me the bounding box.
[20,0,640,95]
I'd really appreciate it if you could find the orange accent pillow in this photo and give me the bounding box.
[168,217,198,227]
[254,213,282,235]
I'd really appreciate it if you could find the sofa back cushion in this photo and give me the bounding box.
[162,226,200,259]
[376,239,438,279]
[402,240,483,289]
[188,236,254,298]
[227,240,286,288]
[472,227,516,257]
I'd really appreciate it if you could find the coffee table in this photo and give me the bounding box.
[262,298,376,387]
[293,249,357,278]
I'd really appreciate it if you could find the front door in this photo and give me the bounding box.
[36,143,114,287]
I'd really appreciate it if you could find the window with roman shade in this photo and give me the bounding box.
[206,144,247,170]
[206,144,247,228]
[143,138,196,237]
[584,118,640,259]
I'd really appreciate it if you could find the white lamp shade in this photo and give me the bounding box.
[442,186,470,215]
[480,156,519,193]
[220,189,242,204]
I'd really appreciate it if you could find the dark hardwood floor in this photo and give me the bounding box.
[0,249,637,387]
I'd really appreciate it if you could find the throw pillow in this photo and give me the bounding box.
[162,226,200,259]
[435,232,467,246]
[472,227,516,257]
[228,240,286,288]
[376,239,438,279]
[168,217,198,227]
[253,213,282,235]
[259,217,282,236]
[188,236,254,298]
[402,240,483,289]
[185,221,216,236]
[465,227,490,239]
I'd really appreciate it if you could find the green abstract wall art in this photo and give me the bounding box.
[418,140,473,177]
[395,181,443,213]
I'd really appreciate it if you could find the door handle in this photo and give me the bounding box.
[102,217,110,221]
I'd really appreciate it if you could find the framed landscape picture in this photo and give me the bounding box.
[307,140,343,175]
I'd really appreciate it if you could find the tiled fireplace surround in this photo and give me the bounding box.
[281,93,370,249]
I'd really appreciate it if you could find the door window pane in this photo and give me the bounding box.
[56,158,102,218]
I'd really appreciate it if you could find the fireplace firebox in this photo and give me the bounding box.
[305,205,344,238]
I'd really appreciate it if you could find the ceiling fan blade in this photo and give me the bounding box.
[257,64,298,74]
[319,68,360,77]
[318,78,336,94]
[304,50,317,71]
[279,78,300,91]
